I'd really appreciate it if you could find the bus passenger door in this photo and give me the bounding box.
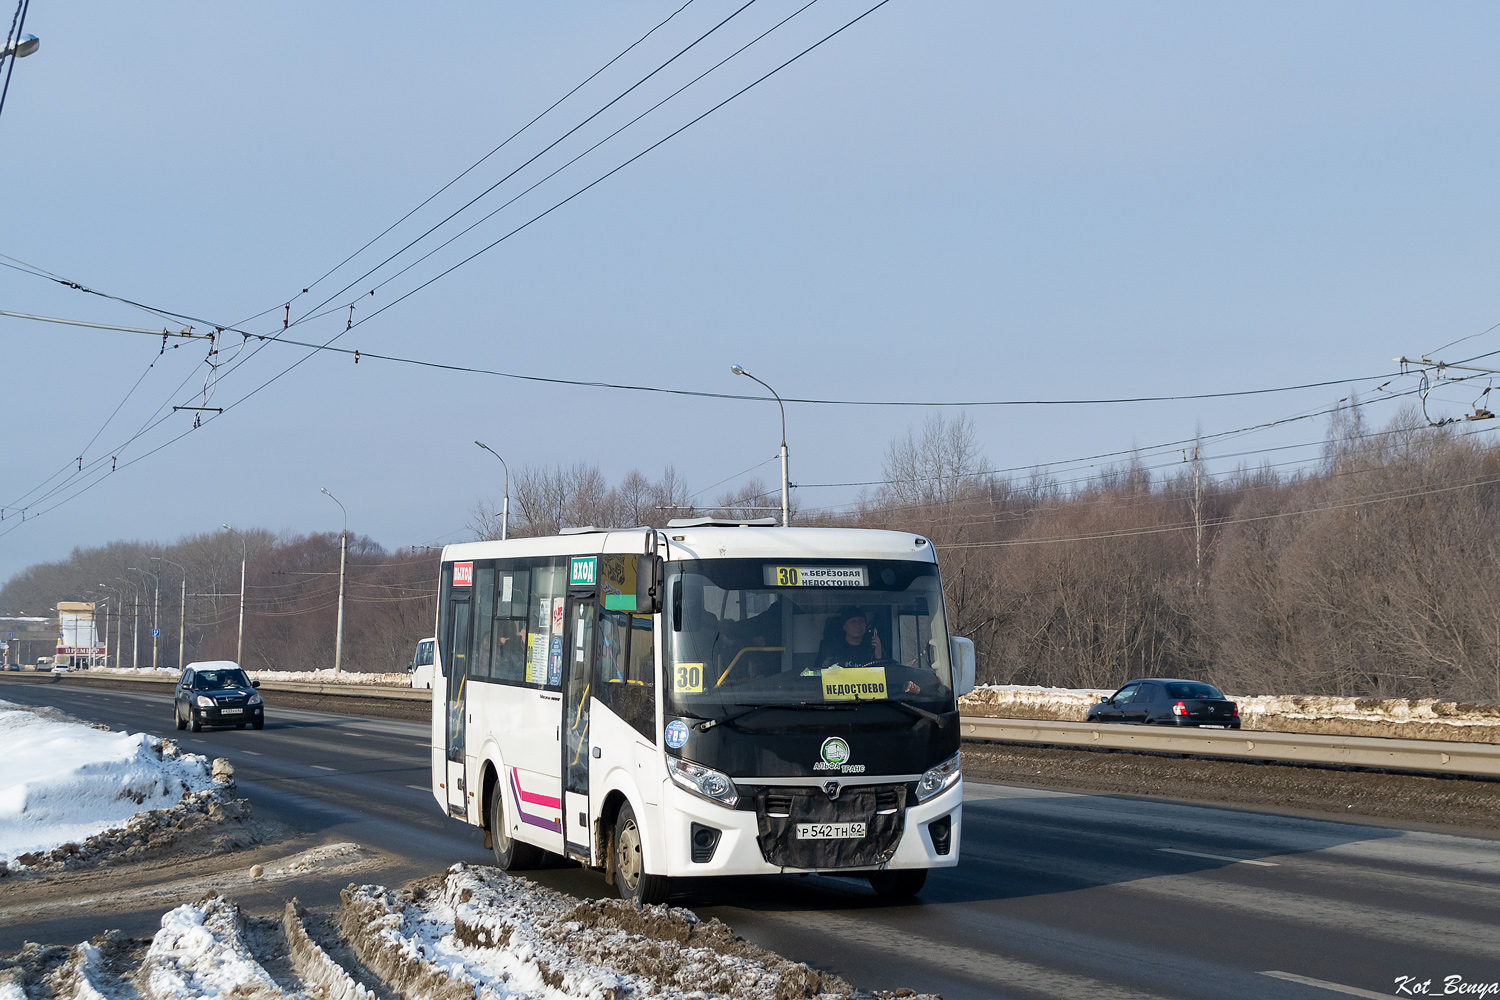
[562,596,595,860]
[444,593,471,818]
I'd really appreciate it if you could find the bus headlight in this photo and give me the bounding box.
[195,695,215,708]
[916,752,961,802]
[666,757,739,808]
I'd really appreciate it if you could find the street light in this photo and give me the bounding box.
[731,365,790,527]
[223,525,247,666]
[320,488,348,675]
[153,556,188,671]
[96,584,115,669]
[0,35,38,59]
[474,441,509,539]
[114,577,140,668]
[128,567,160,670]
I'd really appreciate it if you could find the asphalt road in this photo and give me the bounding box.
[4,680,1498,1000]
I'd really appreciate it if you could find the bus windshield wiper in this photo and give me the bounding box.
[696,701,844,731]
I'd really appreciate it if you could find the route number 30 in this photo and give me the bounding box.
[674,663,704,693]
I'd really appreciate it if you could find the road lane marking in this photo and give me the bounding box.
[1261,971,1389,998]
[312,765,338,771]
[407,785,429,791]
[239,750,262,756]
[1158,848,1278,866]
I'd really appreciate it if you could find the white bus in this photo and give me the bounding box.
[428,520,974,903]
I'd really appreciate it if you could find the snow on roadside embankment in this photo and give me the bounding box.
[89,666,411,686]
[0,700,228,872]
[961,684,1500,739]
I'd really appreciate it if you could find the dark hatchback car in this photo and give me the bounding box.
[174,662,264,731]
[1086,679,1239,728]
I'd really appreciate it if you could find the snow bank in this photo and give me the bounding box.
[340,865,883,1000]
[961,684,1500,729]
[0,701,215,868]
[142,896,285,1000]
[89,666,410,686]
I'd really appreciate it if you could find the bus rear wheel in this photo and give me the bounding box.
[869,868,927,899]
[614,802,670,905]
[490,788,545,870]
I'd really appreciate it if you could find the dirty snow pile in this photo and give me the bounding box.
[0,700,216,870]
[248,669,411,686]
[142,897,285,1000]
[340,864,918,1000]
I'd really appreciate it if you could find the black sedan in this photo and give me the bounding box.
[1086,678,1239,728]
[174,662,264,731]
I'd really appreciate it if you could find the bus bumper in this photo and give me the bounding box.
[659,778,962,878]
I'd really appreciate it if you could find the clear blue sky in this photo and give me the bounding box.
[4,1,1499,590]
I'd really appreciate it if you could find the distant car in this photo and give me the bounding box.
[1086,679,1240,728]
[175,660,264,732]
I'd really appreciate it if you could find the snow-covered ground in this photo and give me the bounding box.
[89,666,411,686]
[961,684,1500,729]
[0,700,216,869]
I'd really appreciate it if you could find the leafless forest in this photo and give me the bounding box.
[6,405,1500,700]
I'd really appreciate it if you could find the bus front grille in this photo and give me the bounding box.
[752,785,907,870]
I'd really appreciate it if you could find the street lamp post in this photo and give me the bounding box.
[128,567,160,669]
[95,587,110,669]
[320,489,348,675]
[223,525,247,665]
[731,365,790,526]
[153,556,188,671]
[98,583,123,668]
[474,441,509,539]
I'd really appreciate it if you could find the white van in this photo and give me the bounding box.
[409,637,436,689]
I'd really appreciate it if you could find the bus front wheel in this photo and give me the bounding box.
[490,788,545,870]
[614,802,670,905]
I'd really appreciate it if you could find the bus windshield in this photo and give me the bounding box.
[665,558,953,721]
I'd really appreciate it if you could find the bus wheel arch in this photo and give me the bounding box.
[479,762,500,850]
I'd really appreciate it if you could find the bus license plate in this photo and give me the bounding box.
[795,822,865,840]
[220,708,243,715]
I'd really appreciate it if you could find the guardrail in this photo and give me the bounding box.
[962,716,1500,779]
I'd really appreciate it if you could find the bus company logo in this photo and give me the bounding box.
[664,719,690,749]
[816,737,851,770]
[453,562,473,587]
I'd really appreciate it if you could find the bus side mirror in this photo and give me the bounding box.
[949,636,975,696]
[636,554,663,614]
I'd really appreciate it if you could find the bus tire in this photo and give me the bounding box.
[490,788,545,871]
[614,802,669,904]
[869,868,927,899]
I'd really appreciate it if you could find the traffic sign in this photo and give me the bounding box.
[152,628,161,638]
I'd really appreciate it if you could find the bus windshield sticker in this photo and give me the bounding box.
[569,556,597,587]
[763,565,868,588]
[820,666,887,702]
[665,719,689,749]
[453,562,474,587]
[548,635,564,686]
[527,633,544,684]
[673,663,704,694]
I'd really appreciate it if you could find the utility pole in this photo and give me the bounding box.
[731,365,790,526]
[475,442,509,539]
[321,489,348,674]
[132,586,139,668]
[128,567,160,669]
[1191,444,1204,588]
[153,556,188,670]
[223,525,247,665]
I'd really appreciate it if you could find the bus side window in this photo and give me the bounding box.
[594,609,656,742]
[471,565,495,680]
